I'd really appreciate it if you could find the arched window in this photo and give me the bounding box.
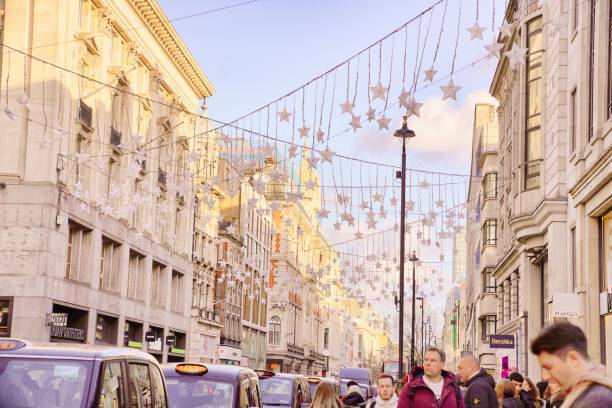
[269,316,281,345]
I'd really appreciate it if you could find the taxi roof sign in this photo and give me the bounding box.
[306,377,322,383]
[254,369,276,379]
[0,339,27,351]
[175,363,208,376]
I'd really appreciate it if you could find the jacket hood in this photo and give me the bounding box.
[466,368,495,388]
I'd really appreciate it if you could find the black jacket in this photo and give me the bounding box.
[343,391,366,407]
[464,369,498,408]
[518,390,538,408]
[501,398,523,408]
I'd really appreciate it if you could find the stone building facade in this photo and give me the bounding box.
[0,0,214,364]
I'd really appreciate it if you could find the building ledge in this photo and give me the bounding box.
[508,197,568,244]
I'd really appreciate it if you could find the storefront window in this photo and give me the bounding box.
[50,304,87,343]
[602,212,612,373]
[0,298,13,337]
[124,320,143,348]
[95,314,118,345]
[167,331,186,362]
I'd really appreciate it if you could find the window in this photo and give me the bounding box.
[482,219,498,246]
[588,0,596,140]
[0,298,12,337]
[66,221,92,283]
[573,0,579,33]
[511,271,520,318]
[99,362,124,408]
[482,267,496,293]
[129,363,153,408]
[171,271,184,313]
[269,316,281,345]
[525,17,543,190]
[151,262,165,307]
[571,226,577,291]
[100,237,121,292]
[358,333,364,359]
[128,251,145,301]
[570,87,577,153]
[150,365,167,408]
[324,328,329,350]
[608,0,612,119]
[481,315,497,342]
[95,314,118,345]
[483,172,498,199]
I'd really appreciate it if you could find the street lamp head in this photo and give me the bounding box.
[409,251,418,262]
[393,116,416,140]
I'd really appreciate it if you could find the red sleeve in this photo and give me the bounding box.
[398,384,411,408]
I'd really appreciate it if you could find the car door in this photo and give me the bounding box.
[97,360,126,408]
[128,361,153,408]
[148,363,167,408]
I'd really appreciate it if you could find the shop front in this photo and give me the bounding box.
[95,313,118,345]
[218,345,242,365]
[600,211,612,377]
[48,304,87,343]
[146,325,164,363]
[0,297,13,337]
[167,330,187,362]
[124,320,144,349]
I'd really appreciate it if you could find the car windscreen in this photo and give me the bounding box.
[0,357,93,408]
[260,377,293,405]
[165,376,234,408]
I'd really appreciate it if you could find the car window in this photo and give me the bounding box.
[149,365,167,408]
[260,378,292,405]
[98,362,124,408]
[0,357,92,408]
[129,363,153,408]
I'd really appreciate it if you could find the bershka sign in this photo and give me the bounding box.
[489,334,515,349]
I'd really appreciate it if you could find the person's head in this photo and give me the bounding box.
[423,347,445,378]
[496,379,517,400]
[547,378,562,395]
[530,321,590,388]
[457,354,480,383]
[508,372,524,394]
[346,380,358,388]
[376,373,395,401]
[311,380,341,408]
[523,378,539,399]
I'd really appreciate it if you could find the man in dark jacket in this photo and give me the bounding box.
[343,380,366,407]
[508,372,534,408]
[530,321,612,407]
[457,355,498,407]
[398,347,465,408]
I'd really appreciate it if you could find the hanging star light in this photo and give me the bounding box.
[484,40,505,59]
[390,197,398,207]
[466,21,487,40]
[419,180,430,189]
[317,208,330,219]
[379,207,387,219]
[349,114,362,132]
[504,43,528,68]
[339,99,354,115]
[333,221,342,231]
[354,231,364,240]
[406,200,415,211]
[316,128,325,142]
[440,78,462,101]
[4,106,15,120]
[500,21,515,38]
[252,177,266,194]
[406,97,423,118]
[377,114,391,130]
[424,67,438,82]
[359,201,369,210]
[278,107,292,122]
[372,193,383,203]
[304,179,316,190]
[370,80,389,101]
[17,94,31,110]
[367,218,377,229]
[306,155,320,169]
[398,88,410,109]
[320,147,335,163]
[366,106,377,122]
[435,199,445,208]
[288,144,298,158]
[298,125,311,138]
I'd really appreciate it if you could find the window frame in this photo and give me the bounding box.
[128,361,154,408]
[96,360,127,408]
[482,219,498,247]
[588,0,596,141]
[483,172,498,200]
[480,315,497,342]
[269,316,281,346]
[570,86,578,153]
[482,267,497,294]
[0,297,13,337]
[100,236,121,292]
[128,250,146,301]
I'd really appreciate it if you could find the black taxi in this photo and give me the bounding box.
[162,362,262,408]
[0,338,168,408]
[257,371,311,408]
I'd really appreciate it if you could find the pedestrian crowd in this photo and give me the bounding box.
[309,321,611,408]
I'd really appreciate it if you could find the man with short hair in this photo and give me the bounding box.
[530,321,612,407]
[366,373,398,408]
[457,355,497,408]
[508,372,534,408]
[343,380,366,407]
[398,347,465,407]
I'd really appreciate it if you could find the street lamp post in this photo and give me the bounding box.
[409,251,419,369]
[393,116,415,383]
[417,296,424,364]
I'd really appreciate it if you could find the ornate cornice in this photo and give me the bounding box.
[127,0,214,98]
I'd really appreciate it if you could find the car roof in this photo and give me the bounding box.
[162,362,258,380]
[0,338,159,363]
[261,373,305,381]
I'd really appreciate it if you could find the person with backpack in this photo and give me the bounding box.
[398,347,465,408]
[365,373,398,408]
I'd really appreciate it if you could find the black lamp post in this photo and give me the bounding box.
[409,250,419,369]
[417,296,424,364]
[393,116,415,383]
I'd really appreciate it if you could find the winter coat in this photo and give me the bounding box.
[464,369,498,408]
[343,386,366,407]
[500,397,523,408]
[560,364,612,408]
[398,366,465,408]
[518,390,539,408]
[365,394,398,408]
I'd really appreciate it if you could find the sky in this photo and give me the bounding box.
[155,0,505,329]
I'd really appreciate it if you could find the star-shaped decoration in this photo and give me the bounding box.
[269,201,281,212]
[440,78,462,101]
[377,114,391,130]
[420,180,430,189]
[406,97,423,118]
[484,40,505,60]
[298,125,311,138]
[320,147,335,163]
[504,43,528,68]
[390,197,398,207]
[288,144,298,158]
[367,218,377,229]
[79,201,88,213]
[337,193,351,206]
[333,221,342,231]
[260,144,275,157]
[500,21,515,38]
[407,200,415,211]
[366,106,377,122]
[278,107,292,122]
[359,201,369,210]
[370,80,389,101]
[439,253,446,262]
[398,88,410,110]
[316,128,325,142]
[372,193,383,203]
[317,208,330,219]
[226,223,237,235]
[304,179,316,190]
[187,149,199,163]
[435,199,445,208]
[339,99,354,115]
[306,155,319,169]
[379,207,387,219]
[424,67,438,82]
[354,231,364,240]
[349,114,362,132]
[466,21,487,40]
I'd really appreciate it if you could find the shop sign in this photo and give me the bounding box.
[145,331,156,342]
[165,336,176,346]
[489,335,515,349]
[46,313,68,327]
[552,293,580,318]
[127,341,143,348]
[50,326,85,341]
[148,339,162,352]
[170,347,186,355]
[218,345,241,361]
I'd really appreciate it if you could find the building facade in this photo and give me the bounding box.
[0,0,213,363]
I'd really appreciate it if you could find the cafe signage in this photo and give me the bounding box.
[50,325,85,341]
[46,313,68,327]
[489,334,515,349]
